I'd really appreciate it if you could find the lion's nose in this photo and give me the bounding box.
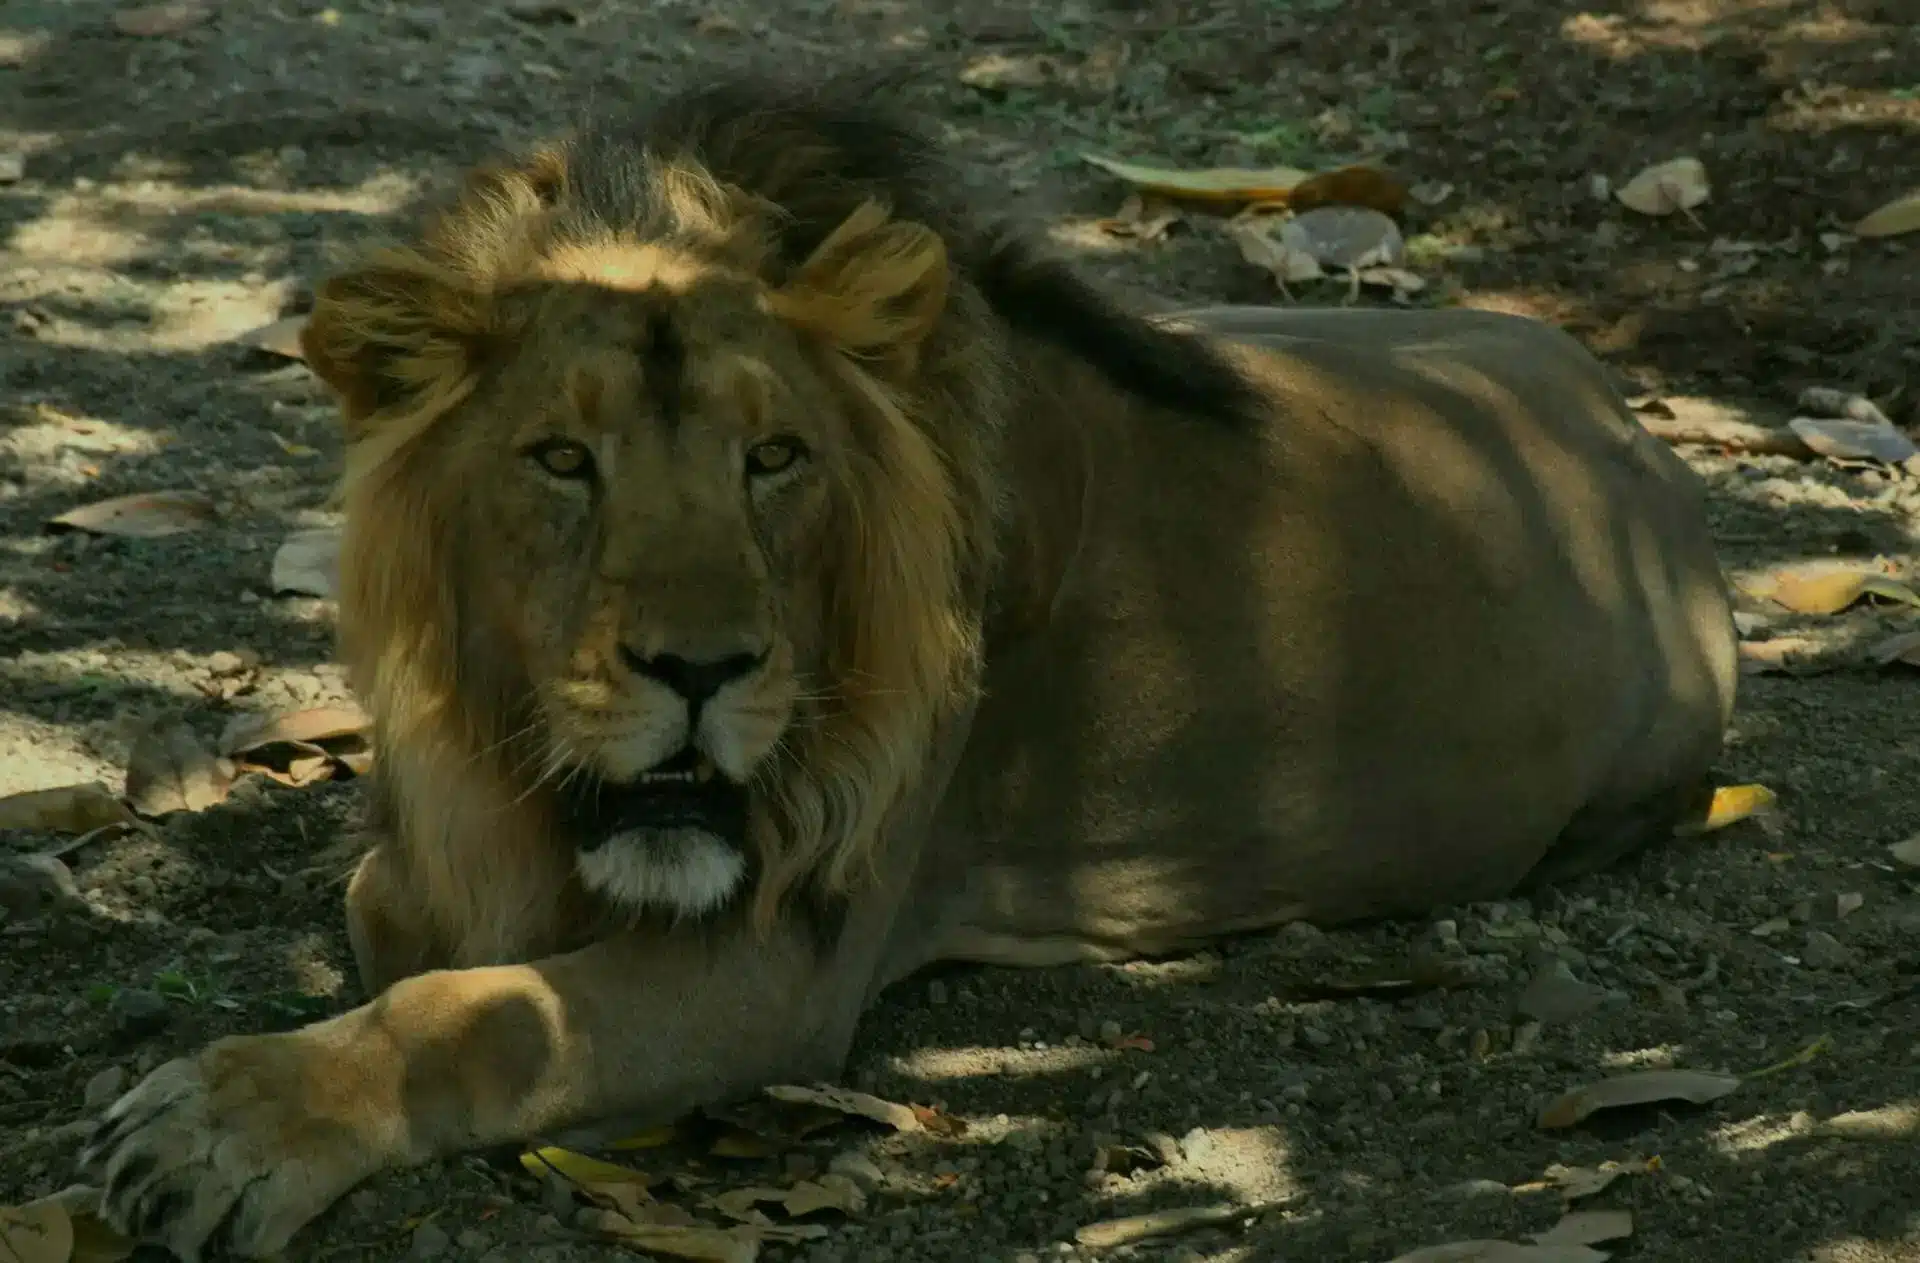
[620,646,766,705]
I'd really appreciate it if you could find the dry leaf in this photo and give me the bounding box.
[1516,961,1606,1025]
[762,1084,921,1132]
[1074,1204,1248,1249]
[1281,206,1405,269]
[1786,416,1916,464]
[1797,386,1895,427]
[1095,193,1182,242]
[1286,165,1408,216]
[219,703,371,760]
[1615,157,1710,216]
[113,2,212,37]
[594,1220,759,1263]
[270,527,341,598]
[0,1197,75,1263]
[1536,1162,1626,1200]
[47,490,216,538]
[708,1129,785,1159]
[25,1187,133,1263]
[607,1125,678,1151]
[125,720,234,817]
[1385,1243,1607,1263]
[1888,836,1920,868]
[1532,1209,1632,1247]
[1746,564,1920,616]
[1697,783,1777,833]
[1226,217,1325,288]
[519,1145,654,1187]
[0,782,138,834]
[1537,1068,1740,1129]
[1854,190,1920,238]
[236,316,307,360]
[958,51,1064,91]
[1079,153,1309,203]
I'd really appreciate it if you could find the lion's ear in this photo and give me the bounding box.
[771,201,949,373]
[299,254,493,430]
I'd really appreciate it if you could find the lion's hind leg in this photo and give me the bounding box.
[1518,775,1718,894]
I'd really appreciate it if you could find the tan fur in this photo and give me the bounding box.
[80,137,1736,1260]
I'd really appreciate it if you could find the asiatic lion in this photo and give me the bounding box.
[82,75,1737,1258]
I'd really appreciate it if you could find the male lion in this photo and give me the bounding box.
[83,75,1736,1258]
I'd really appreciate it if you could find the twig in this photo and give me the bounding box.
[1635,414,1814,457]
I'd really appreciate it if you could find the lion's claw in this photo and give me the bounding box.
[77,1041,378,1261]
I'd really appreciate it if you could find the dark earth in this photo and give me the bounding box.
[3,1,1918,1261]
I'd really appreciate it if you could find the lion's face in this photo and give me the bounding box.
[306,194,988,924]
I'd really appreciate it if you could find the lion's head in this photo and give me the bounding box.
[300,115,1012,928]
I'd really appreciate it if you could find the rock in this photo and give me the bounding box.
[408,1220,450,1259]
[1802,930,1850,970]
[1178,1126,1215,1162]
[109,988,171,1038]
[0,853,82,920]
[1516,958,1607,1024]
[1097,1019,1122,1044]
[82,1065,126,1109]
[454,1229,489,1252]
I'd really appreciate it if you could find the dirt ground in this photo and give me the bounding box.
[2,1,1918,1261]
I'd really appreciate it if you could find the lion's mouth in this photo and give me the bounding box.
[556,747,750,850]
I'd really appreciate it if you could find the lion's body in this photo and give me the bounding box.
[84,77,1736,1260]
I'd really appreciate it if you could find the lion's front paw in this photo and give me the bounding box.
[78,1034,384,1261]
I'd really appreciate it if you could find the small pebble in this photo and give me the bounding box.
[408,1221,450,1260]
[1802,930,1850,969]
[110,988,171,1038]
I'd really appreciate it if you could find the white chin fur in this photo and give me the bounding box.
[575,830,746,918]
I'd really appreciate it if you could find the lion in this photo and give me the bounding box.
[81,74,1737,1259]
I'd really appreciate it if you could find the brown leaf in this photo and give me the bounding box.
[1225,216,1325,288]
[47,490,216,538]
[1095,193,1182,242]
[1615,157,1709,216]
[0,782,138,835]
[1078,153,1309,203]
[780,1175,865,1218]
[270,527,340,598]
[1385,1243,1608,1263]
[1536,1068,1740,1129]
[218,703,371,761]
[1285,165,1408,216]
[1074,1204,1250,1250]
[124,721,235,817]
[1854,189,1920,238]
[112,2,212,37]
[0,1197,75,1263]
[763,1084,924,1133]
[1531,1209,1632,1247]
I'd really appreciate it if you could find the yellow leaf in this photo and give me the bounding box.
[1748,565,1920,615]
[1701,784,1777,832]
[606,1125,677,1151]
[519,1146,653,1186]
[1079,153,1309,203]
[1615,156,1710,216]
[1855,189,1920,239]
[0,1199,74,1263]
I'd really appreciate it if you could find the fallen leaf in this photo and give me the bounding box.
[1285,165,1408,216]
[1074,1204,1251,1249]
[1226,216,1325,288]
[1698,783,1777,832]
[24,1188,133,1263]
[593,1220,760,1263]
[958,51,1065,91]
[236,316,307,360]
[780,1176,864,1217]
[1355,265,1427,295]
[219,703,371,760]
[762,1084,922,1132]
[270,527,341,598]
[708,1129,785,1160]
[1281,206,1405,269]
[1537,1068,1740,1129]
[519,1146,655,1188]
[1888,836,1920,868]
[1079,153,1309,204]
[607,1125,679,1151]
[47,490,217,538]
[1615,156,1710,216]
[1537,1162,1627,1200]
[0,1197,74,1263]
[1095,193,1182,242]
[113,2,212,37]
[1531,1209,1632,1247]
[0,783,138,834]
[1385,1243,1607,1263]
[1854,189,1920,238]
[124,720,235,817]
[1786,416,1917,464]
[1745,564,1920,616]
[1516,960,1607,1025]
[1796,386,1896,427]
[909,1103,967,1137]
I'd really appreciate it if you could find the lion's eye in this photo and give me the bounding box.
[745,437,807,479]
[527,438,594,480]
